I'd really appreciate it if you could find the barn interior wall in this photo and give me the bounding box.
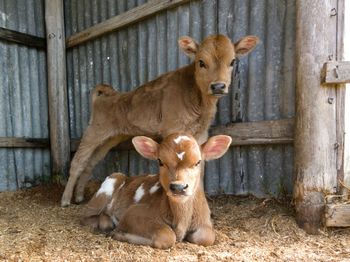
[64,0,296,197]
[0,0,50,191]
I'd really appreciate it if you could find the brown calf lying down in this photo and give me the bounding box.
[61,34,258,206]
[81,133,232,249]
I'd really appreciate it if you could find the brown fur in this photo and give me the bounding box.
[62,34,258,206]
[81,134,232,249]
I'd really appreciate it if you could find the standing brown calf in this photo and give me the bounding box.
[61,34,258,206]
[81,133,232,248]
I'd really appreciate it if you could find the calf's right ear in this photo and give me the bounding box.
[178,36,199,60]
[201,135,232,161]
[132,136,159,160]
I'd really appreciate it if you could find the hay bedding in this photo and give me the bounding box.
[0,184,349,262]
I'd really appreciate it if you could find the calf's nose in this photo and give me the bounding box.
[210,83,226,93]
[169,183,189,194]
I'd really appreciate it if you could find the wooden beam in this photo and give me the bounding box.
[294,0,338,234]
[70,139,134,152]
[322,61,350,84]
[45,0,70,179]
[0,137,49,148]
[66,0,190,48]
[0,119,296,150]
[71,119,295,151]
[210,118,294,145]
[322,194,350,228]
[326,203,350,227]
[0,27,46,49]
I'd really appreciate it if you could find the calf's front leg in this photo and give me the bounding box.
[114,205,176,249]
[113,225,176,249]
[186,225,215,246]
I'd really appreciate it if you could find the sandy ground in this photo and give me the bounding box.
[0,184,349,262]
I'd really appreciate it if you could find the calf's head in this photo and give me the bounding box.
[179,34,259,97]
[132,134,232,202]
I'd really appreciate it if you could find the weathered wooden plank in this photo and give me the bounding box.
[45,0,70,179]
[334,0,347,199]
[325,203,350,227]
[343,0,350,199]
[0,137,49,148]
[72,119,294,151]
[0,27,46,49]
[322,61,350,84]
[210,118,294,145]
[294,0,338,234]
[0,119,295,150]
[70,139,134,152]
[66,0,190,48]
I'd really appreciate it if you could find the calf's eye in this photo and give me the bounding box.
[230,59,236,67]
[158,159,164,167]
[199,60,206,68]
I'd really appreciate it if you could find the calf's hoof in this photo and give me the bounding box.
[61,198,71,207]
[75,195,85,204]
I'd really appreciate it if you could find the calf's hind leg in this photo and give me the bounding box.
[74,135,129,203]
[61,125,114,207]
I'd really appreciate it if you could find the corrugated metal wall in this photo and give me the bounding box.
[0,0,50,191]
[64,0,296,197]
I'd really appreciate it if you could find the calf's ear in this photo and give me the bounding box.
[178,36,199,60]
[234,35,259,57]
[201,135,232,161]
[132,136,159,160]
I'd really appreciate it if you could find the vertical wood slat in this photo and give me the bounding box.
[294,0,338,234]
[335,0,346,197]
[340,0,350,197]
[45,0,70,180]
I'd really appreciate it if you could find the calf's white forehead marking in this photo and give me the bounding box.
[96,177,116,197]
[134,183,145,203]
[174,135,191,144]
[176,151,186,161]
[149,182,160,194]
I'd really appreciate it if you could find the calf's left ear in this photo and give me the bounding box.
[132,136,159,160]
[234,35,259,57]
[201,135,232,161]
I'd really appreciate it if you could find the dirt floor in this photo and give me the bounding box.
[0,184,349,262]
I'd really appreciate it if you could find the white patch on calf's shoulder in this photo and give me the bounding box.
[96,177,116,197]
[134,183,145,203]
[149,182,160,194]
[176,151,186,161]
[174,135,191,144]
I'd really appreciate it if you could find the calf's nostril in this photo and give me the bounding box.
[169,183,188,193]
[210,83,226,91]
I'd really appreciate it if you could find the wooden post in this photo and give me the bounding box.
[294,0,339,234]
[45,0,70,182]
